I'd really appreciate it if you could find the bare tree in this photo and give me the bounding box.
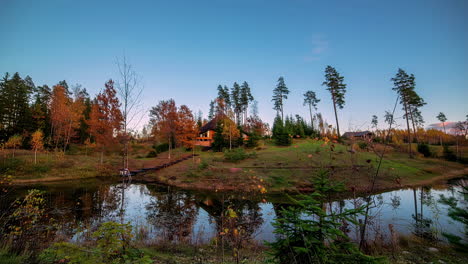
[116,56,144,169]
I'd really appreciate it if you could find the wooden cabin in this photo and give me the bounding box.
[195,115,249,147]
[342,131,374,140]
[195,117,218,147]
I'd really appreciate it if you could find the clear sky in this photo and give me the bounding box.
[1,0,467,131]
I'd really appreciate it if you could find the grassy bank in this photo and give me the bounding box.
[4,139,466,192]
[2,235,466,264]
[139,139,467,193]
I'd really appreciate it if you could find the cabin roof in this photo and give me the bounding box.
[200,114,228,134]
[342,131,374,138]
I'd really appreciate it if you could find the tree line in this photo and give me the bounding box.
[0,72,127,164]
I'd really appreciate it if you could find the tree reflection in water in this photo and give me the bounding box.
[145,186,198,243]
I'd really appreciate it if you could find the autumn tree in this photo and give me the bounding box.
[322,66,346,137]
[50,85,69,150]
[30,129,44,164]
[6,134,22,158]
[303,91,320,130]
[272,77,289,122]
[175,105,197,149]
[87,80,123,164]
[211,115,241,151]
[50,84,84,152]
[149,99,178,159]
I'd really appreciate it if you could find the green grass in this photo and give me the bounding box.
[191,139,465,192]
[0,248,29,264]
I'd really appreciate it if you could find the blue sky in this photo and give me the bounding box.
[1,0,467,131]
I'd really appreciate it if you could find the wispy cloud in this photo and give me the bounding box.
[304,35,329,62]
[427,121,462,134]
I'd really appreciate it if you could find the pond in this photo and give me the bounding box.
[0,177,466,251]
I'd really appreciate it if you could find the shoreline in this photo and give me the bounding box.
[13,165,466,196]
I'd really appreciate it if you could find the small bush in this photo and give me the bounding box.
[146,150,157,158]
[39,221,152,264]
[245,133,261,148]
[198,160,208,170]
[274,133,292,146]
[0,248,28,264]
[443,145,457,162]
[24,164,51,175]
[358,142,368,150]
[0,158,24,173]
[417,143,431,157]
[223,148,252,162]
[153,143,169,154]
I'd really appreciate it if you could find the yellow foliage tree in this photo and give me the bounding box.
[6,134,22,158]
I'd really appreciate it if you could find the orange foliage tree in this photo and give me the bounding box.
[30,129,44,164]
[149,99,197,159]
[49,85,84,152]
[87,80,123,164]
[176,105,197,148]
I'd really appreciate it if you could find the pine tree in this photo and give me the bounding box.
[272,77,289,122]
[322,66,346,137]
[437,112,448,135]
[272,115,291,146]
[303,90,320,131]
[0,72,34,141]
[371,115,378,130]
[231,82,242,125]
[240,81,254,124]
[217,85,231,113]
[208,100,215,120]
[392,69,415,157]
[31,84,52,141]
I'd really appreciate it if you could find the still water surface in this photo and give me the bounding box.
[1,177,466,247]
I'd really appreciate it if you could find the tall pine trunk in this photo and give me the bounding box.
[403,101,413,157]
[308,104,314,130]
[409,106,418,143]
[332,95,340,137]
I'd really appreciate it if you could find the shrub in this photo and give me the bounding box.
[358,142,368,150]
[274,133,292,146]
[0,158,23,174]
[443,145,457,162]
[245,133,261,148]
[266,170,379,264]
[39,221,152,264]
[24,164,51,175]
[198,160,208,170]
[417,143,431,157]
[0,248,28,264]
[146,150,157,158]
[223,148,251,162]
[153,143,169,154]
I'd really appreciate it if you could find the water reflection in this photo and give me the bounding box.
[0,178,465,252]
